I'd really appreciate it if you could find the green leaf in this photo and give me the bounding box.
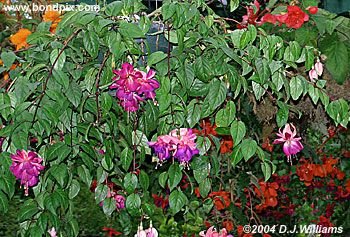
[50,48,66,70]
[65,81,82,107]
[215,101,236,127]
[261,162,272,181]
[230,120,246,147]
[187,99,201,128]
[77,165,92,187]
[18,201,39,222]
[124,173,138,194]
[255,58,271,84]
[196,136,211,155]
[119,22,145,38]
[68,180,80,199]
[0,191,8,213]
[240,138,257,161]
[162,2,176,20]
[168,164,182,191]
[320,34,349,84]
[83,31,99,58]
[139,170,149,191]
[290,76,303,100]
[126,193,141,212]
[121,147,133,171]
[308,84,319,105]
[231,146,243,167]
[169,189,188,215]
[50,164,68,188]
[147,51,167,66]
[105,1,123,16]
[95,184,108,203]
[199,178,211,198]
[276,102,289,127]
[159,172,168,189]
[230,0,239,12]
[52,69,69,90]
[103,198,116,216]
[46,142,70,162]
[1,51,16,68]
[326,99,349,127]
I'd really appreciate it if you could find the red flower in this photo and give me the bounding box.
[307,6,318,15]
[152,194,169,209]
[193,119,217,137]
[208,191,231,210]
[283,6,309,29]
[260,13,277,25]
[220,136,234,154]
[222,220,234,232]
[102,227,122,237]
[262,137,274,152]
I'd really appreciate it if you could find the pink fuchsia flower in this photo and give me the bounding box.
[114,194,126,209]
[199,226,233,237]
[314,60,323,76]
[308,60,323,82]
[9,150,45,196]
[134,223,147,237]
[148,135,179,161]
[48,227,57,237]
[110,63,159,112]
[308,67,318,82]
[273,123,303,163]
[145,221,158,237]
[149,128,199,167]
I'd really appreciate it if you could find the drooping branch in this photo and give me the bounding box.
[31,28,82,127]
[95,51,111,124]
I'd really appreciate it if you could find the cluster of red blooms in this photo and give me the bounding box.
[254,181,279,211]
[296,156,346,186]
[193,119,234,154]
[237,0,318,29]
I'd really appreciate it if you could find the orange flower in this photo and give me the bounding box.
[10,28,32,50]
[322,156,338,174]
[0,59,17,81]
[222,220,234,232]
[313,164,326,178]
[220,136,234,154]
[43,8,62,33]
[335,169,345,180]
[208,191,231,210]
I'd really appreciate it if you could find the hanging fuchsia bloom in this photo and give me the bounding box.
[273,123,303,163]
[308,59,323,82]
[148,128,199,167]
[48,227,57,237]
[145,221,158,237]
[199,226,233,237]
[170,128,199,164]
[110,63,159,112]
[114,194,126,209]
[9,150,45,196]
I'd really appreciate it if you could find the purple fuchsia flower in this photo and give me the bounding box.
[48,227,57,237]
[9,150,45,196]
[110,63,159,112]
[273,123,304,164]
[148,128,199,167]
[148,135,179,162]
